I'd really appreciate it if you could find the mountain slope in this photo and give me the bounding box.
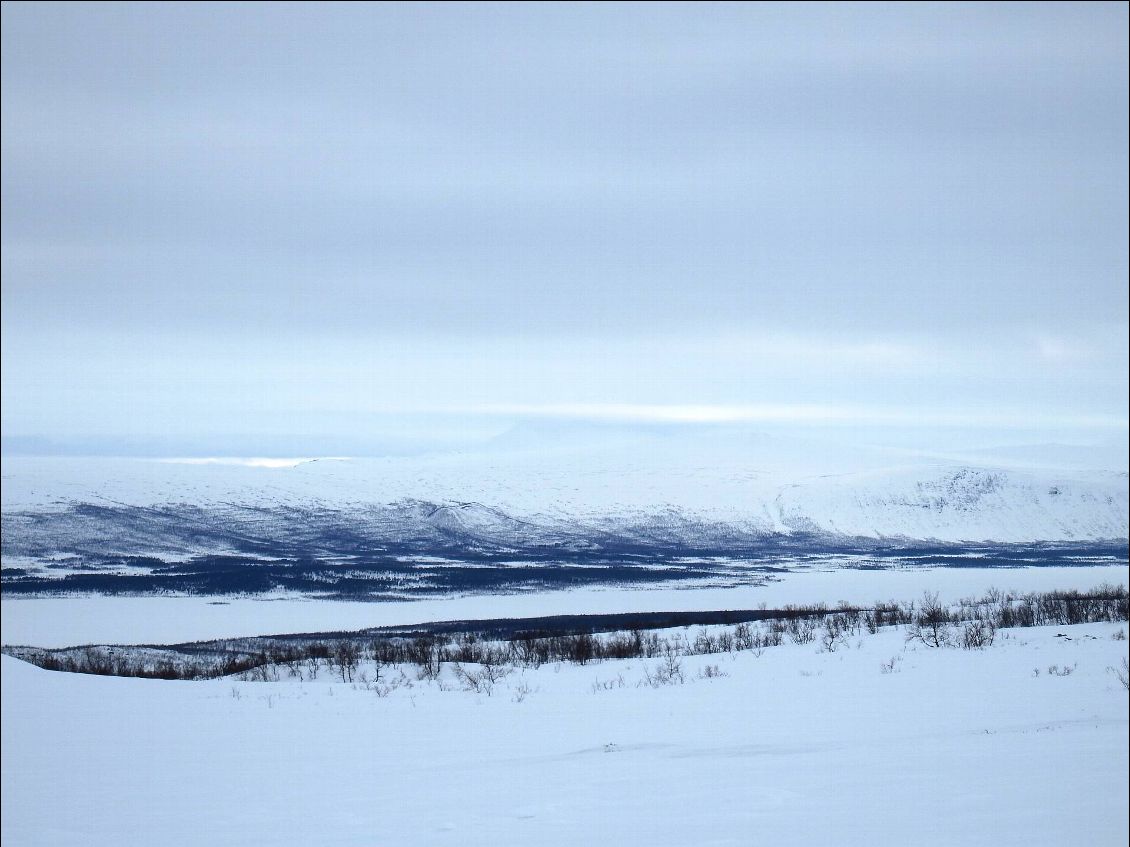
[2,431,1126,564]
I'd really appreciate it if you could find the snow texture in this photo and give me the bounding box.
[3,617,1127,847]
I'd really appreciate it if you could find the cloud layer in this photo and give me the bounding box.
[2,3,1126,448]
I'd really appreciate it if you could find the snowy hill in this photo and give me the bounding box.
[3,428,1126,547]
[0,426,1125,602]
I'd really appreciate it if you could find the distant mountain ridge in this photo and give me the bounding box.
[2,429,1126,556]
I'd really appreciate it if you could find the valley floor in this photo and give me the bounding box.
[4,563,1125,647]
[3,615,1128,846]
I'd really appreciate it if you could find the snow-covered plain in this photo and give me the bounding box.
[3,564,1126,648]
[3,618,1127,847]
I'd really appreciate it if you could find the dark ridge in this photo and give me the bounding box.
[270,608,802,642]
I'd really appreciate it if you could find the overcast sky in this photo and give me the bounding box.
[2,2,1127,453]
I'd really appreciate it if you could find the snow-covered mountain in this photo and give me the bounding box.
[2,428,1126,556]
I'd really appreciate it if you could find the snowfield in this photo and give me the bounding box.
[3,564,1126,648]
[3,619,1127,847]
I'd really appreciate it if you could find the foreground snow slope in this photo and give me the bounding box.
[3,621,1127,847]
[3,429,1127,544]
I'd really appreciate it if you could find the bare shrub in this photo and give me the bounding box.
[511,679,537,703]
[821,615,853,652]
[960,619,996,650]
[692,629,718,655]
[1109,657,1129,691]
[698,664,727,679]
[407,637,443,681]
[305,655,321,680]
[640,655,684,688]
[591,674,627,693]
[1046,663,1076,677]
[880,656,901,674]
[906,591,952,648]
[478,655,512,685]
[733,623,755,651]
[787,616,819,645]
[371,668,412,698]
[356,664,383,692]
[453,661,509,695]
[331,641,360,683]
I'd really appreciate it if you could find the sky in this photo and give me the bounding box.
[2,2,1127,454]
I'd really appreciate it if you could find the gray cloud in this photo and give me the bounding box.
[1,2,1126,445]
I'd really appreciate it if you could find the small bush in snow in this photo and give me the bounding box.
[906,591,952,648]
[640,655,684,688]
[960,620,996,650]
[880,656,902,674]
[1109,657,1129,691]
[786,616,819,645]
[453,661,511,696]
[591,674,627,693]
[511,679,537,703]
[698,664,727,679]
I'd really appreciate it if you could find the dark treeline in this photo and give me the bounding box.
[5,585,1126,682]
